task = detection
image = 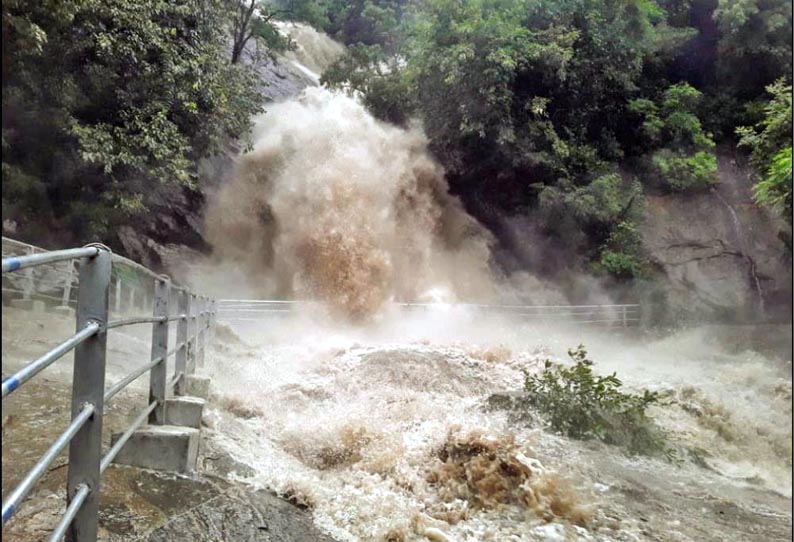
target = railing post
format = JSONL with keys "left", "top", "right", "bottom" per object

{"left": 174, "top": 289, "right": 189, "bottom": 396}
{"left": 148, "top": 277, "right": 170, "bottom": 425}
{"left": 208, "top": 299, "right": 215, "bottom": 345}
{"left": 128, "top": 287, "right": 135, "bottom": 315}
{"left": 622, "top": 305, "right": 627, "bottom": 328}
{"left": 187, "top": 293, "right": 197, "bottom": 375}
{"left": 66, "top": 246, "right": 111, "bottom": 542}
{"left": 23, "top": 246, "right": 34, "bottom": 300}
{"left": 197, "top": 297, "right": 206, "bottom": 368}
{"left": 114, "top": 277, "right": 122, "bottom": 314}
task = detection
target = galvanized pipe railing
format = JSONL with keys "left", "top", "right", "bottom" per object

{"left": 1, "top": 403, "right": 95, "bottom": 523}
{"left": 217, "top": 299, "right": 642, "bottom": 327}
{"left": 2, "top": 322, "right": 100, "bottom": 398}
{"left": 1, "top": 242, "right": 217, "bottom": 542}
{"left": 1, "top": 246, "right": 100, "bottom": 273}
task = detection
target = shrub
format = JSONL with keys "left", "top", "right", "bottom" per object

{"left": 738, "top": 79, "right": 793, "bottom": 227}
{"left": 595, "top": 220, "right": 647, "bottom": 279}
{"left": 598, "top": 250, "right": 643, "bottom": 279}
{"left": 631, "top": 83, "right": 719, "bottom": 192}
{"left": 652, "top": 149, "right": 718, "bottom": 191}
{"left": 523, "top": 345, "right": 674, "bottom": 459}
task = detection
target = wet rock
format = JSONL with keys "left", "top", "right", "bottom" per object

{"left": 640, "top": 150, "right": 791, "bottom": 323}
{"left": 145, "top": 487, "right": 335, "bottom": 542}
{"left": 485, "top": 391, "right": 530, "bottom": 411}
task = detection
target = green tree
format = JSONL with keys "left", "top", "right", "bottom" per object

{"left": 228, "top": 0, "right": 292, "bottom": 64}
{"left": 713, "top": 0, "right": 792, "bottom": 97}
{"left": 2, "top": 0, "right": 263, "bottom": 244}
{"left": 737, "top": 78, "right": 793, "bottom": 226}
{"left": 630, "top": 83, "right": 718, "bottom": 191}
{"left": 324, "top": 0, "right": 671, "bottom": 279}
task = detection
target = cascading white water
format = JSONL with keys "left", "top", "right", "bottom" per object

{"left": 274, "top": 21, "right": 346, "bottom": 82}
{"left": 193, "top": 23, "right": 792, "bottom": 542}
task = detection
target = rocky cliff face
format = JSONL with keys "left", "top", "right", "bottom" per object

{"left": 640, "top": 150, "right": 791, "bottom": 324}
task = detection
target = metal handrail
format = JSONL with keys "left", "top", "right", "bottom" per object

{"left": 106, "top": 314, "right": 186, "bottom": 329}
{"left": 216, "top": 298, "right": 641, "bottom": 309}
{"left": 167, "top": 371, "right": 184, "bottom": 391}
{"left": 103, "top": 339, "right": 186, "bottom": 407}
{"left": 2, "top": 322, "right": 101, "bottom": 398}
{"left": 217, "top": 299, "right": 642, "bottom": 328}
{"left": 48, "top": 484, "right": 90, "bottom": 542}
{"left": 1, "top": 403, "right": 95, "bottom": 524}
{"left": 99, "top": 402, "right": 158, "bottom": 474}
{"left": 103, "top": 357, "right": 164, "bottom": 403}
{"left": 2, "top": 246, "right": 99, "bottom": 273}
{"left": 107, "top": 316, "right": 165, "bottom": 329}
{"left": 168, "top": 341, "right": 186, "bottom": 358}
{"left": 1, "top": 239, "right": 218, "bottom": 541}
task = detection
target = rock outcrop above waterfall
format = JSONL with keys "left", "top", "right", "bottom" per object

{"left": 640, "top": 150, "right": 791, "bottom": 323}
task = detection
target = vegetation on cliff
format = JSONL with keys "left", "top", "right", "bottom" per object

{"left": 288, "top": 0, "right": 792, "bottom": 275}
{"left": 738, "top": 78, "right": 793, "bottom": 241}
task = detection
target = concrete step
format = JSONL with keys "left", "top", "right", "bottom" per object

{"left": 110, "top": 425, "right": 199, "bottom": 473}
{"left": 165, "top": 396, "right": 205, "bottom": 429}
{"left": 184, "top": 375, "right": 211, "bottom": 400}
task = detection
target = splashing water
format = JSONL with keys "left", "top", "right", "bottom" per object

{"left": 203, "top": 314, "right": 791, "bottom": 542}
{"left": 204, "top": 87, "right": 500, "bottom": 320}
{"left": 275, "top": 21, "right": 345, "bottom": 81}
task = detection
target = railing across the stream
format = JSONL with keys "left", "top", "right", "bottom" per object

{"left": 216, "top": 299, "right": 642, "bottom": 327}
{"left": 1, "top": 242, "right": 217, "bottom": 542}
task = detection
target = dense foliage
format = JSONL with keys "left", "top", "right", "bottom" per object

{"left": 302, "top": 0, "right": 791, "bottom": 277}
{"left": 630, "top": 83, "right": 718, "bottom": 192}
{"left": 737, "top": 79, "right": 793, "bottom": 233}
{"left": 523, "top": 345, "right": 673, "bottom": 458}
{"left": 2, "top": 0, "right": 790, "bottom": 278}
{"left": 2, "top": 0, "right": 267, "bottom": 246}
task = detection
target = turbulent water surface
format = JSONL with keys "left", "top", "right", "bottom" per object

{"left": 201, "top": 313, "right": 791, "bottom": 542}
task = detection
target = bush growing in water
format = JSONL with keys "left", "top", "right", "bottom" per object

{"left": 523, "top": 345, "right": 674, "bottom": 459}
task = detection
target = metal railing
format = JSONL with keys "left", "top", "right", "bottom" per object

{"left": 1, "top": 243, "right": 217, "bottom": 542}
{"left": 2, "top": 236, "right": 158, "bottom": 315}
{"left": 216, "top": 299, "right": 642, "bottom": 327}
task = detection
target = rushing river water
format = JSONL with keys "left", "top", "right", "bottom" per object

{"left": 190, "top": 22, "right": 792, "bottom": 542}
{"left": 195, "top": 309, "right": 792, "bottom": 542}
